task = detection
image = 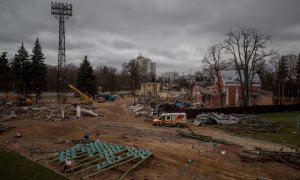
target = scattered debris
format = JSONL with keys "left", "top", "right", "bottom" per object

{"left": 129, "top": 104, "right": 154, "bottom": 118}
{"left": 193, "top": 113, "right": 211, "bottom": 126}
{"left": 14, "top": 133, "right": 22, "bottom": 138}
{"left": 221, "top": 150, "right": 226, "bottom": 155}
{"left": 187, "top": 159, "right": 193, "bottom": 163}
{"left": 193, "top": 112, "right": 284, "bottom": 133}
{"left": 1, "top": 112, "right": 18, "bottom": 122}
{"left": 81, "top": 109, "right": 99, "bottom": 117}
{"left": 0, "top": 123, "right": 15, "bottom": 133}
{"left": 193, "top": 112, "right": 239, "bottom": 126}
{"left": 0, "top": 103, "right": 103, "bottom": 122}
{"left": 130, "top": 104, "right": 144, "bottom": 112}
{"left": 177, "top": 130, "right": 229, "bottom": 144}
{"left": 39, "top": 140, "right": 153, "bottom": 179}
{"left": 239, "top": 148, "right": 300, "bottom": 170}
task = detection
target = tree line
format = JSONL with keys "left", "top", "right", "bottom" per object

{"left": 0, "top": 40, "right": 143, "bottom": 99}
{"left": 2, "top": 27, "right": 300, "bottom": 105}
{"left": 46, "top": 57, "right": 142, "bottom": 96}
{"left": 0, "top": 39, "right": 47, "bottom": 103}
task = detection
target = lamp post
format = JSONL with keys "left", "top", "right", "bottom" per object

{"left": 51, "top": 2, "right": 72, "bottom": 103}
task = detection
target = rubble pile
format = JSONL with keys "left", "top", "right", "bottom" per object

{"left": 0, "top": 104, "right": 103, "bottom": 122}
{"left": 193, "top": 112, "right": 284, "bottom": 133}
{"left": 193, "top": 112, "right": 240, "bottom": 126}
{"left": 0, "top": 123, "right": 15, "bottom": 133}
{"left": 129, "top": 104, "right": 153, "bottom": 118}
{"left": 239, "top": 147, "right": 300, "bottom": 170}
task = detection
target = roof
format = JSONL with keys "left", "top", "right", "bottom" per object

{"left": 141, "top": 82, "right": 161, "bottom": 85}
{"left": 221, "top": 70, "right": 261, "bottom": 84}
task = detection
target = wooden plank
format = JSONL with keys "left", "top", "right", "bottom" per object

{"left": 82, "top": 157, "right": 138, "bottom": 179}
{"left": 117, "top": 156, "right": 152, "bottom": 180}
{"left": 67, "top": 153, "right": 130, "bottom": 177}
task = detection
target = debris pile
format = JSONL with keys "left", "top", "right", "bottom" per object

{"left": 39, "top": 140, "right": 153, "bottom": 179}
{"left": 239, "top": 147, "right": 300, "bottom": 170}
{"left": 193, "top": 112, "right": 284, "bottom": 133}
{"left": 0, "top": 123, "right": 15, "bottom": 133}
{"left": 129, "top": 104, "right": 153, "bottom": 118}
{"left": 193, "top": 112, "right": 240, "bottom": 126}
{"left": 0, "top": 104, "right": 103, "bottom": 122}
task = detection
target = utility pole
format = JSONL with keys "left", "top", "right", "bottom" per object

{"left": 51, "top": 2, "right": 72, "bottom": 103}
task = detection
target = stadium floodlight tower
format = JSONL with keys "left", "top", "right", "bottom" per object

{"left": 51, "top": 2, "right": 72, "bottom": 103}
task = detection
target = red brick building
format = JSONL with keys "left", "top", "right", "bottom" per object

{"left": 192, "top": 70, "right": 273, "bottom": 107}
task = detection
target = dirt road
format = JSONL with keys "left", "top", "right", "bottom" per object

{"left": 0, "top": 98, "right": 299, "bottom": 179}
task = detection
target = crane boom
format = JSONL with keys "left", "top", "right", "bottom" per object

{"left": 68, "top": 84, "right": 93, "bottom": 104}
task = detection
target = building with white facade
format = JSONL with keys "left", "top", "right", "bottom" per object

{"left": 161, "top": 72, "right": 179, "bottom": 82}
{"left": 133, "top": 55, "right": 156, "bottom": 81}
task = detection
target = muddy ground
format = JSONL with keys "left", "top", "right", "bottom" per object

{"left": 0, "top": 98, "right": 299, "bottom": 179}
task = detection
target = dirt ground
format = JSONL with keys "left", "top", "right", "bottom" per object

{"left": 0, "top": 97, "right": 299, "bottom": 179}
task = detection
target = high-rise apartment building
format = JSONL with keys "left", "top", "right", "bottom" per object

{"left": 133, "top": 55, "right": 156, "bottom": 81}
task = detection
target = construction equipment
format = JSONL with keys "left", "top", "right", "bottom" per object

{"left": 68, "top": 84, "right": 93, "bottom": 105}
{"left": 0, "top": 93, "right": 32, "bottom": 106}
{"left": 97, "top": 97, "right": 105, "bottom": 103}
{"left": 175, "top": 100, "right": 191, "bottom": 108}
{"left": 95, "top": 94, "right": 116, "bottom": 103}
{"left": 103, "top": 94, "right": 116, "bottom": 101}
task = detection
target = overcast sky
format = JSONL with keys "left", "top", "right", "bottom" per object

{"left": 1, "top": 0, "right": 300, "bottom": 75}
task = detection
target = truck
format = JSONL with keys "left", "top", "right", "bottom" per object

{"left": 152, "top": 113, "right": 187, "bottom": 127}
{"left": 0, "top": 93, "right": 32, "bottom": 106}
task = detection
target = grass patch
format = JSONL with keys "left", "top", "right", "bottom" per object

{"left": 218, "top": 111, "right": 300, "bottom": 146}
{"left": 247, "top": 111, "right": 300, "bottom": 146}
{"left": 0, "top": 149, "right": 66, "bottom": 180}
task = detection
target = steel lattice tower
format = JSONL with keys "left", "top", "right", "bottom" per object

{"left": 51, "top": 2, "right": 72, "bottom": 102}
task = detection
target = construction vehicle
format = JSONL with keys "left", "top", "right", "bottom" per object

{"left": 175, "top": 100, "right": 191, "bottom": 108}
{"left": 152, "top": 113, "right": 187, "bottom": 127}
{"left": 0, "top": 93, "right": 32, "bottom": 106}
{"left": 103, "top": 94, "right": 116, "bottom": 101}
{"left": 68, "top": 84, "right": 93, "bottom": 105}
{"left": 94, "top": 94, "right": 116, "bottom": 103}
{"left": 97, "top": 97, "right": 105, "bottom": 103}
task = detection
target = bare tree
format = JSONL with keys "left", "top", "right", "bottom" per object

{"left": 223, "top": 27, "right": 272, "bottom": 106}
{"left": 268, "top": 52, "right": 280, "bottom": 73}
{"left": 202, "top": 44, "right": 227, "bottom": 107}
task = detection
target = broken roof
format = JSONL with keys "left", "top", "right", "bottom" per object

{"left": 221, "top": 70, "right": 261, "bottom": 84}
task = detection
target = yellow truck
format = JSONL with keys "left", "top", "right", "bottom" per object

{"left": 152, "top": 113, "right": 186, "bottom": 127}
{"left": 1, "top": 93, "right": 32, "bottom": 106}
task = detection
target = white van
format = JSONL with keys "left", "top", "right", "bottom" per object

{"left": 152, "top": 113, "right": 186, "bottom": 127}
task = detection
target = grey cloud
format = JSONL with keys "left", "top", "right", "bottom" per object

{"left": 1, "top": 0, "right": 300, "bottom": 75}
{"left": 112, "top": 40, "right": 136, "bottom": 50}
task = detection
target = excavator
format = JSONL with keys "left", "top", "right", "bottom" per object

{"left": 68, "top": 84, "right": 93, "bottom": 105}
{"left": 0, "top": 93, "right": 32, "bottom": 106}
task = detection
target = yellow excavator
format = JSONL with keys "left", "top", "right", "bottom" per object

{"left": 0, "top": 93, "right": 32, "bottom": 106}
{"left": 68, "top": 84, "right": 93, "bottom": 105}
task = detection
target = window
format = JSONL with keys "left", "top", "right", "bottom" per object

{"left": 166, "top": 115, "right": 171, "bottom": 120}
